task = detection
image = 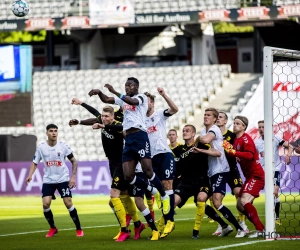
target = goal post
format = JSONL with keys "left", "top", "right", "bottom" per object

{"left": 263, "top": 46, "right": 300, "bottom": 240}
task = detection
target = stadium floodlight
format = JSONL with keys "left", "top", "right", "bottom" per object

{"left": 264, "top": 46, "right": 300, "bottom": 240}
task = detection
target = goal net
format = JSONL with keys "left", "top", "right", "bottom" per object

{"left": 264, "top": 47, "right": 300, "bottom": 240}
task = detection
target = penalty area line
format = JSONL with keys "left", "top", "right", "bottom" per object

{"left": 201, "top": 240, "right": 269, "bottom": 250}
{"left": 0, "top": 217, "right": 194, "bottom": 237}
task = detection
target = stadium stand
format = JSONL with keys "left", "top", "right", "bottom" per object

{"left": 0, "top": 64, "right": 232, "bottom": 160}
{"left": 2, "top": 0, "right": 300, "bottom": 20}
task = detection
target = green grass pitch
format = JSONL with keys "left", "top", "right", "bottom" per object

{"left": 1, "top": 194, "right": 299, "bottom": 250}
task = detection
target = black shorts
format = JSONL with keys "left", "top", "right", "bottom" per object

{"left": 109, "top": 160, "right": 128, "bottom": 191}
{"left": 174, "top": 178, "right": 211, "bottom": 208}
{"left": 173, "top": 176, "right": 181, "bottom": 191}
{"left": 274, "top": 171, "right": 281, "bottom": 187}
{"left": 128, "top": 172, "right": 146, "bottom": 198}
{"left": 42, "top": 181, "right": 72, "bottom": 198}
{"left": 227, "top": 167, "right": 243, "bottom": 195}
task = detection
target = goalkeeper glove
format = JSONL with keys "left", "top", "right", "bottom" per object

{"left": 222, "top": 140, "right": 236, "bottom": 156}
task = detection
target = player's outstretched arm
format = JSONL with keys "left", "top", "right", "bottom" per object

{"left": 25, "top": 162, "right": 37, "bottom": 186}
{"left": 88, "top": 89, "right": 115, "bottom": 104}
{"left": 191, "top": 147, "right": 221, "bottom": 157}
{"left": 69, "top": 118, "right": 99, "bottom": 127}
{"left": 92, "top": 123, "right": 105, "bottom": 129}
{"left": 157, "top": 87, "right": 178, "bottom": 115}
{"left": 69, "top": 157, "right": 78, "bottom": 189}
{"left": 199, "top": 132, "right": 215, "bottom": 144}
{"left": 104, "top": 84, "right": 140, "bottom": 105}
{"left": 72, "top": 97, "right": 102, "bottom": 118}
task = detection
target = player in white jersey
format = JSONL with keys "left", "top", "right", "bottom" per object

{"left": 255, "top": 120, "right": 292, "bottom": 225}
{"left": 144, "top": 88, "right": 178, "bottom": 238}
{"left": 88, "top": 77, "right": 169, "bottom": 239}
{"left": 199, "top": 108, "right": 245, "bottom": 237}
{"left": 25, "top": 124, "right": 84, "bottom": 238}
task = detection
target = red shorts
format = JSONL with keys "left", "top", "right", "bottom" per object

{"left": 238, "top": 176, "right": 265, "bottom": 198}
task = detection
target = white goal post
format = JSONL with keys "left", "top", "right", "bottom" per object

{"left": 263, "top": 46, "right": 300, "bottom": 240}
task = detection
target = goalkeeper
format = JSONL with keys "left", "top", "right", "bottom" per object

{"left": 223, "top": 116, "right": 265, "bottom": 238}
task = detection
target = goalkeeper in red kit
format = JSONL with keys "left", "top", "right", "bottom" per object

{"left": 223, "top": 115, "right": 265, "bottom": 238}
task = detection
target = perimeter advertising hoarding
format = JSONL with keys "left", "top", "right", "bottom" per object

{"left": 1, "top": 5, "right": 300, "bottom": 31}
{"left": 0, "top": 161, "right": 111, "bottom": 195}
{"left": 0, "top": 160, "right": 298, "bottom": 196}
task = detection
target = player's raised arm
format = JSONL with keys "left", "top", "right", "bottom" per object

{"left": 25, "top": 162, "right": 37, "bottom": 185}
{"left": 157, "top": 87, "right": 178, "bottom": 115}
{"left": 104, "top": 83, "right": 140, "bottom": 106}
{"left": 88, "top": 88, "right": 115, "bottom": 104}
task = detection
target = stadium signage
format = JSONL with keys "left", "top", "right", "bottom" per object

{"left": 0, "top": 161, "right": 111, "bottom": 195}
{"left": 237, "top": 7, "right": 270, "bottom": 20}
{"left": 277, "top": 5, "right": 300, "bottom": 18}
{"left": 0, "top": 159, "right": 298, "bottom": 195}
{"left": 198, "top": 9, "right": 231, "bottom": 22}
{"left": 136, "top": 13, "right": 192, "bottom": 25}
{"left": 2, "top": 5, "right": 300, "bottom": 31}
{"left": 61, "top": 16, "right": 91, "bottom": 29}
{"left": 25, "top": 18, "right": 55, "bottom": 31}
{"left": 0, "top": 21, "right": 18, "bottom": 30}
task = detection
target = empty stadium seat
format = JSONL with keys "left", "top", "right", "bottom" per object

{"left": 4, "top": 63, "right": 232, "bottom": 160}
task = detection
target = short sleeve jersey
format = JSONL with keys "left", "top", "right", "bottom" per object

{"left": 33, "top": 141, "right": 72, "bottom": 184}
{"left": 200, "top": 125, "right": 229, "bottom": 177}
{"left": 172, "top": 142, "right": 209, "bottom": 181}
{"left": 145, "top": 109, "right": 172, "bottom": 157}
{"left": 114, "top": 94, "right": 147, "bottom": 132}
{"left": 233, "top": 133, "right": 264, "bottom": 179}
{"left": 255, "top": 135, "right": 284, "bottom": 171}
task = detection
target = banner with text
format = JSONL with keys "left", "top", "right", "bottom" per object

{"left": 0, "top": 161, "right": 111, "bottom": 195}
{"left": 0, "top": 160, "right": 299, "bottom": 195}
{"left": 2, "top": 5, "right": 300, "bottom": 31}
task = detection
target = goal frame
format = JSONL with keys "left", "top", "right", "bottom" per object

{"left": 263, "top": 46, "right": 300, "bottom": 240}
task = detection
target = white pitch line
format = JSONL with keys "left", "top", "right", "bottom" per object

{"left": 201, "top": 240, "right": 269, "bottom": 250}
{"left": 0, "top": 217, "right": 195, "bottom": 237}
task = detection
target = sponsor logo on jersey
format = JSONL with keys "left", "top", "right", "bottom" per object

{"left": 147, "top": 126, "right": 157, "bottom": 134}
{"left": 46, "top": 161, "right": 62, "bottom": 166}
{"left": 180, "top": 147, "right": 194, "bottom": 158}
{"left": 102, "top": 130, "right": 114, "bottom": 139}
{"left": 123, "top": 104, "right": 136, "bottom": 111}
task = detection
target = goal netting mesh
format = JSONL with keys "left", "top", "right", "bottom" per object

{"left": 264, "top": 47, "right": 300, "bottom": 240}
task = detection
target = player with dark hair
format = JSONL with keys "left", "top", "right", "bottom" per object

{"left": 88, "top": 78, "right": 167, "bottom": 240}
{"left": 215, "top": 111, "right": 249, "bottom": 235}
{"left": 69, "top": 98, "right": 158, "bottom": 241}
{"left": 223, "top": 115, "right": 265, "bottom": 238}
{"left": 25, "top": 124, "right": 84, "bottom": 238}
{"left": 144, "top": 88, "right": 178, "bottom": 238}
{"left": 172, "top": 124, "right": 233, "bottom": 239}
{"left": 255, "top": 120, "right": 292, "bottom": 226}
{"left": 199, "top": 108, "right": 245, "bottom": 237}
